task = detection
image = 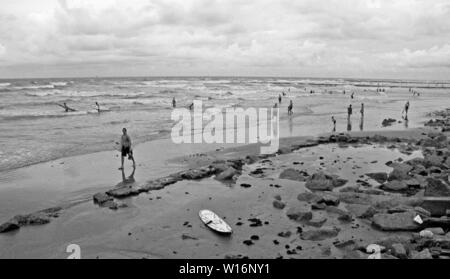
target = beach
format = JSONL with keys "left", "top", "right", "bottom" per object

{"left": 0, "top": 78, "right": 450, "bottom": 259}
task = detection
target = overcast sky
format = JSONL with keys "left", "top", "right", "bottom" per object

{"left": 0, "top": 0, "right": 449, "bottom": 79}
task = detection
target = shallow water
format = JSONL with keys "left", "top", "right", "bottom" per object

{"left": 0, "top": 77, "right": 449, "bottom": 171}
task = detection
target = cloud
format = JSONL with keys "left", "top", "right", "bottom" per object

{"left": 0, "top": 0, "right": 450, "bottom": 78}
{"left": 382, "top": 45, "right": 450, "bottom": 68}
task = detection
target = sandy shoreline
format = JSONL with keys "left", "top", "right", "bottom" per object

{"left": 1, "top": 107, "right": 450, "bottom": 258}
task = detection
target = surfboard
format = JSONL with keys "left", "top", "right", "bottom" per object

{"left": 199, "top": 209, "right": 232, "bottom": 235}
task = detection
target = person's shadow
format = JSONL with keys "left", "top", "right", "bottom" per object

{"left": 359, "top": 115, "right": 364, "bottom": 131}
{"left": 115, "top": 167, "right": 136, "bottom": 188}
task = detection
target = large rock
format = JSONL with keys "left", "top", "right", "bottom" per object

{"left": 372, "top": 211, "right": 421, "bottom": 231}
{"left": 0, "top": 221, "right": 20, "bottom": 233}
{"left": 305, "top": 172, "right": 347, "bottom": 191}
{"left": 286, "top": 203, "right": 313, "bottom": 222}
{"left": 93, "top": 192, "right": 113, "bottom": 204}
{"left": 297, "top": 192, "right": 322, "bottom": 203}
{"left": 279, "top": 169, "right": 309, "bottom": 182}
{"left": 382, "top": 180, "right": 408, "bottom": 192}
{"left": 300, "top": 226, "right": 340, "bottom": 241}
{"left": 424, "top": 178, "right": 450, "bottom": 197}
{"left": 388, "top": 163, "right": 413, "bottom": 181}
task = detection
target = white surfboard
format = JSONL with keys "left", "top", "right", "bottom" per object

{"left": 199, "top": 209, "right": 233, "bottom": 234}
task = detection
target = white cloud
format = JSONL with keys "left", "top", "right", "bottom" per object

{"left": 0, "top": 0, "right": 450, "bottom": 79}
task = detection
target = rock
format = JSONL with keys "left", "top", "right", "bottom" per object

{"left": 325, "top": 206, "right": 353, "bottom": 222}
{"left": 305, "top": 172, "right": 347, "bottom": 191}
{"left": 382, "top": 118, "right": 396, "bottom": 127}
{"left": 0, "top": 221, "right": 20, "bottom": 233}
{"left": 337, "top": 192, "right": 373, "bottom": 205}
{"left": 366, "top": 172, "right": 388, "bottom": 184}
{"left": 93, "top": 192, "right": 113, "bottom": 204}
{"left": 388, "top": 163, "right": 413, "bottom": 181}
{"left": 277, "top": 147, "right": 292, "bottom": 155}
{"left": 297, "top": 192, "right": 321, "bottom": 203}
{"left": 382, "top": 180, "right": 408, "bottom": 192}
{"left": 411, "top": 249, "right": 433, "bottom": 259}
{"left": 424, "top": 178, "right": 450, "bottom": 197}
{"left": 391, "top": 243, "right": 407, "bottom": 259}
{"left": 346, "top": 204, "right": 377, "bottom": 219}
{"left": 286, "top": 203, "right": 313, "bottom": 222}
{"left": 273, "top": 200, "right": 286, "bottom": 210}
{"left": 216, "top": 167, "right": 238, "bottom": 181}
{"left": 372, "top": 211, "right": 421, "bottom": 231}
{"left": 180, "top": 168, "right": 212, "bottom": 180}
{"left": 333, "top": 239, "right": 356, "bottom": 249}
{"left": 106, "top": 186, "right": 140, "bottom": 198}
{"left": 405, "top": 178, "right": 421, "bottom": 188}
{"left": 278, "top": 231, "right": 292, "bottom": 238}
{"left": 300, "top": 226, "right": 340, "bottom": 241}
{"left": 279, "top": 168, "right": 308, "bottom": 182}
{"left": 426, "top": 227, "right": 445, "bottom": 235}
{"left": 181, "top": 234, "right": 198, "bottom": 240}
{"left": 305, "top": 212, "right": 327, "bottom": 228}
{"left": 320, "top": 194, "right": 340, "bottom": 206}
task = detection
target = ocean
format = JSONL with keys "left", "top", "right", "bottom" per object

{"left": 0, "top": 76, "right": 449, "bottom": 172}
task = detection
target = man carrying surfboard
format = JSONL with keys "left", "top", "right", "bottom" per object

{"left": 119, "top": 128, "right": 136, "bottom": 170}
{"left": 57, "top": 102, "right": 76, "bottom": 112}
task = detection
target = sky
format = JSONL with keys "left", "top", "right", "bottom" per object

{"left": 0, "top": 0, "right": 449, "bottom": 79}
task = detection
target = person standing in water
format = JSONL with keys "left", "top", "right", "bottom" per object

{"left": 403, "top": 101, "right": 410, "bottom": 120}
{"left": 278, "top": 94, "right": 282, "bottom": 104}
{"left": 95, "top": 102, "right": 101, "bottom": 113}
{"left": 347, "top": 104, "right": 353, "bottom": 121}
{"left": 172, "top": 97, "right": 176, "bottom": 108}
{"left": 119, "top": 128, "right": 136, "bottom": 170}
{"left": 360, "top": 103, "right": 365, "bottom": 131}
{"left": 331, "top": 116, "right": 336, "bottom": 132}
{"left": 287, "top": 100, "right": 293, "bottom": 115}
{"left": 360, "top": 103, "right": 364, "bottom": 117}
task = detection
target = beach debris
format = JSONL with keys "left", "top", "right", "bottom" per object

{"left": 414, "top": 215, "right": 424, "bottom": 224}
{"left": 366, "top": 244, "right": 384, "bottom": 259}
